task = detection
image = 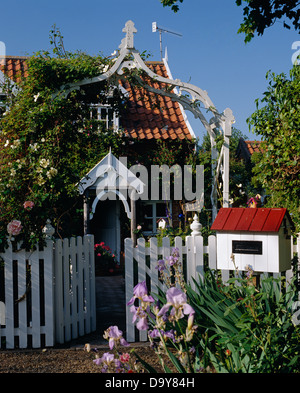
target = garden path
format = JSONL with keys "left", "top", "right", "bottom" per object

{"left": 56, "top": 275, "right": 126, "bottom": 348}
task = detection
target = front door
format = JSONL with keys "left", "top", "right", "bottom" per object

{"left": 91, "top": 199, "right": 121, "bottom": 262}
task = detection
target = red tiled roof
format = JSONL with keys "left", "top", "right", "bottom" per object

{"left": 1, "top": 57, "right": 193, "bottom": 141}
{"left": 0, "top": 56, "right": 29, "bottom": 83}
{"left": 211, "top": 207, "right": 292, "bottom": 232}
{"left": 119, "top": 61, "right": 193, "bottom": 140}
{"left": 236, "top": 138, "right": 264, "bottom": 162}
{"left": 244, "top": 140, "right": 264, "bottom": 155}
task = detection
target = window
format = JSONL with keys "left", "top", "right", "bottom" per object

{"left": 141, "top": 201, "right": 172, "bottom": 234}
{"left": 90, "top": 104, "right": 119, "bottom": 131}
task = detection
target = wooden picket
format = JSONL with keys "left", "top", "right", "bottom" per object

{"left": 0, "top": 234, "right": 96, "bottom": 349}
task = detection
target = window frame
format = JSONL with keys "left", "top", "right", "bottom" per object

{"left": 140, "top": 200, "right": 172, "bottom": 235}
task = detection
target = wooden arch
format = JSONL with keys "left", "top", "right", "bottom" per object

{"left": 63, "top": 20, "right": 235, "bottom": 220}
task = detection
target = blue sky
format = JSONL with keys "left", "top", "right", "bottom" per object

{"left": 1, "top": 0, "right": 299, "bottom": 141}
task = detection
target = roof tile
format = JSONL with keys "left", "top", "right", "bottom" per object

{"left": 0, "top": 56, "right": 29, "bottom": 83}
{"left": 211, "top": 208, "right": 291, "bottom": 232}
{"left": 119, "top": 61, "right": 193, "bottom": 140}
{"left": 1, "top": 57, "right": 194, "bottom": 141}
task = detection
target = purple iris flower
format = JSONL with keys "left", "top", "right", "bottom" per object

{"left": 136, "top": 316, "right": 149, "bottom": 331}
{"left": 156, "top": 259, "right": 166, "bottom": 271}
{"left": 127, "top": 281, "right": 154, "bottom": 306}
{"left": 93, "top": 352, "right": 115, "bottom": 366}
{"left": 158, "top": 287, "right": 194, "bottom": 319}
{"left": 106, "top": 325, "right": 130, "bottom": 350}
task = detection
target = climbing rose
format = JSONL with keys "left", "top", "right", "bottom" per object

{"left": 23, "top": 201, "right": 34, "bottom": 210}
{"left": 7, "top": 220, "right": 23, "bottom": 236}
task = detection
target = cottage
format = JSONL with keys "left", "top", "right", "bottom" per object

{"left": 1, "top": 21, "right": 235, "bottom": 262}
{"left": 211, "top": 207, "right": 294, "bottom": 273}
{"left": 0, "top": 56, "right": 198, "bottom": 257}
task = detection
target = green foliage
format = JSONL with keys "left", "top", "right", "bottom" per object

{"left": 160, "top": 0, "right": 183, "bottom": 13}
{"left": 187, "top": 270, "right": 300, "bottom": 373}
{"left": 0, "top": 41, "right": 129, "bottom": 250}
{"left": 236, "top": 0, "right": 300, "bottom": 42}
{"left": 159, "top": 0, "right": 300, "bottom": 42}
{"left": 248, "top": 65, "right": 300, "bottom": 232}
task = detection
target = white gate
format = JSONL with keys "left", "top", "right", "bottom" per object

{"left": 0, "top": 235, "right": 96, "bottom": 349}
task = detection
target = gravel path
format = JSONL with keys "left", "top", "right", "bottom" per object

{"left": 0, "top": 343, "right": 161, "bottom": 373}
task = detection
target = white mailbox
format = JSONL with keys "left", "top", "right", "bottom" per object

{"left": 211, "top": 208, "right": 294, "bottom": 273}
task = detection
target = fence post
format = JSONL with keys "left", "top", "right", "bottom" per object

{"left": 188, "top": 214, "right": 203, "bottom": 288}
{"left": 125, "top": 237, "right": 135, "bottom": 342}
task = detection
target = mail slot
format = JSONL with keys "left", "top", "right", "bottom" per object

{"left": 232, "top": 240, "right": 262, "bottom": 255}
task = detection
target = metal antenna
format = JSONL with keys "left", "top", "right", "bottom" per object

{"left": 152, "top": 22, "right": 182, "bottom": 60}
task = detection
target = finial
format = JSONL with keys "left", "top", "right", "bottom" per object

{"left": 42, "top": 219, "right": 55, "bottom": 240}
{"left": 121, "top": 20, "right": 137, "bottom": 49}
{"left": 190, "top": 214, "right": 202, "bottom": 236}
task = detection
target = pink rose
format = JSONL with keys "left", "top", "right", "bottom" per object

{"left": 7, "top": 220, "right": 23, "bottom": 236}
{"left": 23, "top": 201, "right": 34, "bottom": 210}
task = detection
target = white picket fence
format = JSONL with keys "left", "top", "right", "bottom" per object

{"left": 124, "top": 234, "right": 300, "bottom": 342}
{"left": 0, "top": 235, "right": 96, "bottom": 349}
{"left": 124, "top": 235, "right": 218, "bottom": 342}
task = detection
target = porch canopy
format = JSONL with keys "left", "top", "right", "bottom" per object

{"left": 78, "top": 149, "right": 144, "bottom": 235}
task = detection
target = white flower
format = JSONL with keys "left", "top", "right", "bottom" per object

{"left": 4, "top": 140, "right": 9, "bottom": 147}
{"left": 10, "top": 139, "right": 20, "bottom": 149}
{"left": 39, "top": 158, "right": 50, "bottom": 168}
{"left": 29, "top": 143, "right": 38, "bottom": 151}
{"left": 10, "top": 168, "right": 16, "bottom": 176}
{"left": 229, "top": 198, "right": 234, "bottom": 204}
{"left": 34, "top": 92, "right": 40, "bottom": 102}
{"left": 37, "top": 174, "right": 46, "bottom": 186}
{"left": 46, "top": 167, "right": 58, "bottom": 179}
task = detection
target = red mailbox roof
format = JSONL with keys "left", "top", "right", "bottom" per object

{"left": 211, "top": 208, "right": 293, "bottom": 232}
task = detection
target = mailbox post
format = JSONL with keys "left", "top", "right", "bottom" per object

{"left": 211, "top": 208, "right": 294, "bottom": 273}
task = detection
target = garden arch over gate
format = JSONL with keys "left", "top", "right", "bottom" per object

{"left": 62, "top": 20, "right": 235, "bottom": 221}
